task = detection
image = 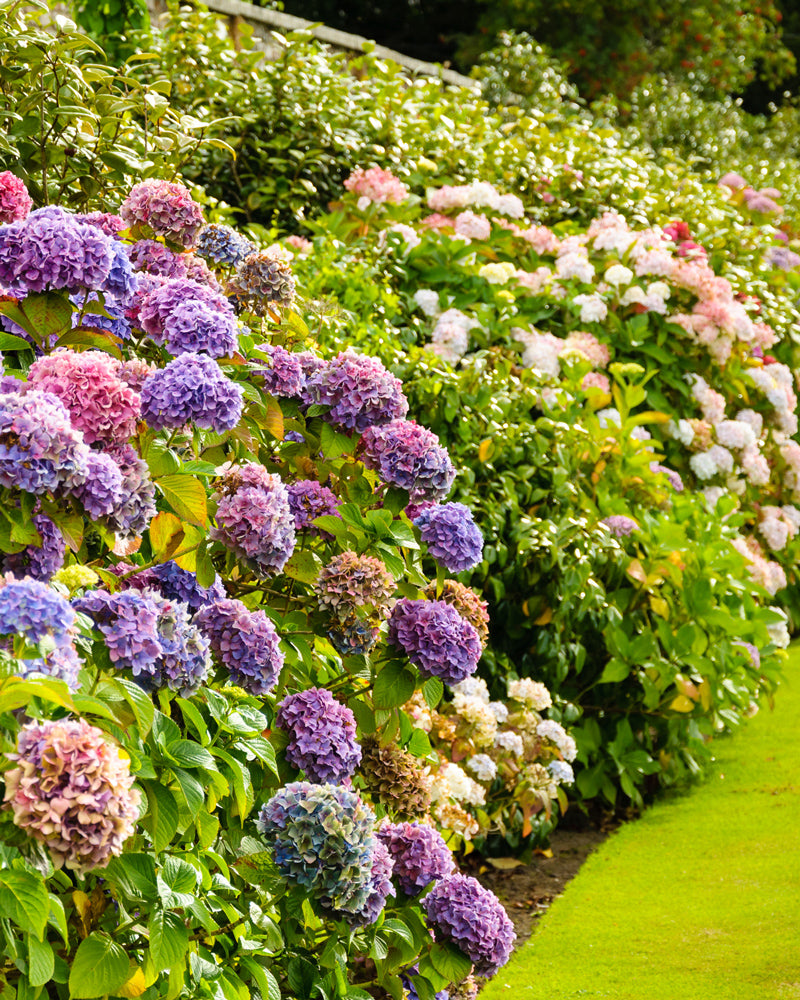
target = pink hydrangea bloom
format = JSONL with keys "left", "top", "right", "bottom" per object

{"left": 344, "top": 167, "right": 408, "bottom": 205}
{"left": 454, "top": 211, "right": 491, "bottom": 241}
{"left": 120, "top": 179, "right": 204, "bottom": 247}
{"left": 0, "top": 172, "right": 32, "bottom": 224}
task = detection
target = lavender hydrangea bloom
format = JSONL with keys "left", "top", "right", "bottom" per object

{"left": 104, "top": 443, "right": 156, "bottom": 539}
{"left": 151, "top": 561, "right": 226, "bottom": 611}
{"left": 257, "top": 782, "right": 377, "bottom": 914}
{"left": 414, "top": 503, "right": 484, "bottom": 573}
{"left": 650, "top": 462, "right": 684, "bottom": 491}
{"left": 0, "top": 576, "right": 81, "bottom": 687}
{"left": 340, "top": 838, "right": 395, "bottom": 927}
{"left": 103, "top": 239, "right": 139, "bottom": 302}
{"left": 194, "top": 598, "right": 283, "bottom": 695}
{"left": 423, "top": 874, "right": 516, "bottom": 976}
{"left": 120, "top": 179, "right": 203, "bottom": 248}
{"left": 0, "top": 207, "right": 114, "bottom": 294}
{"left": 4, "top": 718, "right": 140, "bottom": 874}
{"left": 71, "top": 450, "right": 124, "bottom": 519}
{"left": 277, "top": 688, "right": 362, "bottom": 784}
{"left": 196, "top": 223, "right": 255, "bottom": 265}
{"left": 361, "top": 419, "right": 456, "bottom": 502}
{"left": 140, "top": 353, "right": 243, "bottom": 433}
{"left": 127, "top": 239, "right": 188, "bottom": 279}
{"left": 601, "top": 515, "right": 638, "bottom": 538}
{"left": 256, "top": 344, "right": 305, "bottom": 397}
{"left": 388, "top": 598, "right": 481, "bottom": 685}
{"left": 1, "top": 512, "right": 65, "bottom": 582}
{"left": 138, "top": 278, "right": 234, "bottom": 339}
{"left": 212, "top": 479, "right": 296, "bottom": 576}
{"left": 161, "top": 299, "right": 239, "bottom": 358}
{"left": 305, "top": 351, "right": 409, "bottom": 433}
{"left": 149, "top": 598, "right": 211, "bottom": 696}
{"left": 0, "top": 389, "right": 89, "bottom": 495}
{"left": 286, "top": 480, "right": 341, "bottom": 535}
{"left": 377, "top": 821, "right": 455, "bottom": 895}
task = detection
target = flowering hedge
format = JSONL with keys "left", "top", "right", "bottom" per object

{"left": 0, "top": 173, "right": 589, "bottom": 998}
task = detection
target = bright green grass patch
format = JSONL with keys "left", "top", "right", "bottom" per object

{"left": 483, "top": 648, "right": 800, "bottom": 1000}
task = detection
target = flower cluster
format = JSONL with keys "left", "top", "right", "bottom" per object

{"left": 286, "top": 480, "right": 341, "bottom": 535}
{"left": 194, "top": 598, "right": 283, "bottom": 695}
{"left": 414, "top": 503, "right": 484, "bottom": 573}
{"left": 602, "top": 515, "right": 638, "bottom": 538}
{"left": 3, "top": 718, "right": 140, "bottom": 874}
{"left": 0, "top": 511, "right": 65, "bottom": 582}
{"left": 276, "top": 687, "right": 361, "bottom": 784}
{"left": 141, "top": 352, "right": 243, "bottom": 433}
{"left": 0, "top": 171, "right": 32, "bottom": 224}
{"left": 361, "top": 419, "right": 456, "bottom": 502}
{"left": 377, "top": 821, "right": 454, "bottom": 895}
{"left": 358, "top": 736, "right": 432, "bottom": 819}
{"left": 0, "top": 575, "right": 81, "bottom": 687}
{"left": 423, "top": 580, "right": 490, "bottom": 646}
{"left": 160, "top": 299, "right": 240, "bottom": 358}
{"left": 305, "top": 351, "right": 409, "bottom": 433}
{"left": 388, "top": 598, "right": 481, "bottom": 685}
{"left": 104, "top": 443, "right": 156, "bottom": 539}
{"left": 344, "top": 167, "right": 409, "bottom": 206}
{"left": 211, "top": 470, "right": 296, "bottom": 576}
{"left": 196, "top": 223, "right": 255, "bottom": 266}
{"left": 316, "top": 551, "right": 395, "bottom": 613}
{"left": 138, "top": 277, "right": 233, "bottom": 340}
{"left": 120, "top": 179, "right": 203, "bottom": 247}
{"left": 150, "top": 560, "right": 226, "bottom": 611}
{"left": 230, "top": 252, "right": 295, "bottom": 312}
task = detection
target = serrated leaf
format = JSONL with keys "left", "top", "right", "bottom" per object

{"left": 68, "top": 932, "right": 129, "bottom": 998}
{"left": 117, "top": 967, "right": 147, "bottom": 998}
{"left": 26, "top": 934, "right": 54, "bottom": 987}
{"left": 428, "top": 942, "right": 472, "bottom": 984}
{"left": 166, "top": 739, "right": 216, "bottom": 770}
{"left": 0, "top": 870, "right": 50, "bottom": 940}
{"left": 105, "top": 854, "right": 158, "bottom": 901}
{"left": 148, "top": 910, "right": 189, "bottom": 971}
{"left": 55, "top": 326, "right": 123, "bottom": 357}
{"left": 156, "top": 475, "right": 208, "bottom": 527}
{"left": 149, "top": 512, "right": 185, "bottom": 560}
{"left": 422, "top": 677, "right": 443, "bottom": 710}
{"left": 142, "top": 781, "right": 179, "bottom": 853}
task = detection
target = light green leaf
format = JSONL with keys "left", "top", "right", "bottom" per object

{"left": 68, "top": 932, "right": 129, "bottom": 998}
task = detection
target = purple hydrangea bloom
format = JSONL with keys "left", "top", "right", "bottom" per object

{"left": 103, "top": 239, "right": 139, "bottom": 303}
{"left": 141, "top": 352, "right": 243, "bottom": 433}
{"left": 361, "top": 419, "right": 456, "bottom": 502}
{"left": 150, "top": 560, "right": 226, "bottom": 611}
{"left": 71, "top": 450, "right": 125, "bottom": 520}
{"left": 276, "top": 688, "right": 362, "bottom": 784}
{"left": 1, "top": 512, "right": 65, "bottom": 582}
{"left": 601, "top": 515, "right": 638, "bottom": 538}
{"left": 422, "top": 874, "right": 516, "bottom": 976}
{"left": 736, "top": 641, "right": 760, "bottom": 669}
{"left": 194, "top": 597, "right": 283, "bottom": 695}
{"left": 183, "top": 253, "right": 223, "bottom": 292}
{"left": 0, "top": 172, "right": 32, "bottom": 224}
{"left": 127, "top": 239, "right": 188, "bottom": 279}
{"left": 0, "top": 576, "right": 81, "bottom": 687}
{"left": 161, "top": 299, "right": 239, "bottom": 358}
{"left": 0, "top": 389, "right": 90, "bottom": 495}
{"left": 196, "top": 223, "right": 255, "bottom": 265}
{"left": 305, "top": 351, "right": 409, "bottom": 433}
{"left": 138, "top": 277, "right": 234, "bottom": 339}
{"left": 120, "top": 179, "right": 203, "bottom": 248}
{"left": 212, "top": 478, "right": 296, "bottom": 576}
{"left": 767, "top": 246, "right": 800, "bottom": 271}
{"left": 341, "top": 838, "right": 395, "bottom": 928}
{"left": 104, "top": 443, "right": 156, "bottom": 539}
{"left": 286, "top": 480, "right": 341, "bottom": 534}
{"left": 378, "top": 821, "right": 455, "bottom": 895}
{"left": 414, "top": 503, "right": 483, "bottom": 573}
{"left": 650, "top": 462, "right": 684, "bottom": 491}
{"left": 256, "top": 782, "right": 376, "bottom": 914}
{"left": 0, "top": 207, "right": 115, "bottom": 294}
{"left": 388, "top": 598, "right": 481, "bottom": 685}
{"left": 256, "top": 344, "right": 305, "bottom": 397}
{"left": 76, "top": 212, "right": 126, "bottom": 239}
{"left": 76, "top": 588, "right": 210, "bottom": 695}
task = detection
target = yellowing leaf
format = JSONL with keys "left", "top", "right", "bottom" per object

{"left": 534, "top": 606, "right": 553, "bottom": 625}
{"left": 626, "top": 558, "right": 647, "bottom": 583}
{"left": 533, "top": 847, "right": 554, "bottom": 858}
{"left": 486, "top": 857, "right": 525, "bottom": 870}
{"left": 649, "top": 595, "right": 669, "bottom": 618}
{"left": 156, "top": 475, "right": 208, "bottom": 527}
{"left": 669, "top": 695, "right": 695, "bottom": 713}
{"left": 478, "top": 439, "right": 494, "bottom": 462}
{"left": 118, "top": 967, "right": 147, "bottom": 998}
{"left": 73, "top": 891, "right": 92, "bottom": 939}
{"left": 149, "top": 512, "right": 184, "bottom": 560}
{"left": 699, "top": 678, "right": 712, "bottom": 712}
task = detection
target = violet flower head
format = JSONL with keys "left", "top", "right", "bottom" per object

{"left": 127, "top": 239, "right": 188, "bottom": 279}
{"left": 71, "top": 450, "right": 125, "bottom": 520}
{"left": 120, "top": 179, "right": 204, "bottom": 247}
{"left": 388, "top": 598, "right": 481, "bottom": 685}
{"left": 160, "top": 298, "right": 239, "bottom": 358}
{"left": 0, "top": 207, "right": 114, "bottom": 294}
{"left": 422, "top": 873, "right": 516, "bottom": 976}
{"left": 230, "top": 252, "right": 295, "bottom": 312}
{"left": 196, "top": 223, "right": 255, "bottom": 266}
{"left": 138, "top": 277, "right": 233, "bottom": 339}
{"left": 140, "top": 352, "right": 243, "bottom": 433}
{"left": 151, "top": 560, "right": 226, "bottom": 611}
{"left": 103, "top": 239, "right": 139, "bottom": 303}
{"left": 211, "top": 477, "right": 296, "bottom": 576}
{"left": 287, "top": 480, "right": 341, "bottom": 535}
{"left": 305, "top": 351, "right": 409, "bottom": 433}
{"left": 0, "top": 389, "right": 89, "bottom": 496}
{"left": 256, "top": 343, "right": 305, "bottom": 397}
{"left": 601, "top": 515, "right": 638, "bottom": 538}
{"left": 277, "top": 687, "right": 362, "bottom": 784}
{"left": 28, "top": 350, "right": 140, "bottom": 447}
{"left": 256, "top": 782, "right": 376, "bottom": 914}
{"left": 194, "top": 597, "right": 284, "bottom": 695}
{"left": 361, "top": 419, "right": 456, "bottom": 502}
{"left": 342, "top": 837, "right": 395, "bottom": 927}
{"left": 4, "top": 718, "right": 140, "bottom": 873}
{"left": 650, "top": 462, "right": 684, "bottom": 491}
{"left": 104, "top": 443, "right": 156, "bottom": 539}
{"left": 414, "top": 502, "right": 484, "bottom": 573}
{"left": 1, "top": 511, "right": 65, "bottom": 582}
{"left": 378, "top": 821, "right": 455, "bottom": 895}
{"left": 0, "top": 172, "right": 32, "bottom": 224}
{"left": 0, "top": 576, "right": 81, "bottom": 687}
{"left": 423, "top": 579, "right": 489, "bottom": 646}
{"left": 316, "top": 551, "right": 394, "bottom": 614}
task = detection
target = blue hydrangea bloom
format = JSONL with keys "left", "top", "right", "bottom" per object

{"left": 1, "top": 512, "right": 65, "bottom": 582}
{"left": 161, "top": 299, "right": 239, "bottom": 358}
{"left": 151, "top": 560, "right": 225, "bottom": 611}
{"left": 194, "top": 597, "right": 283, "bottom": 696}
{"left": 0, "top": 577, "right": 81, "bottom": 687}
{"left": 196, "top": 223, "right": 255, "bottom": 266}
{"left": 276, "top": 688, "right": 361, "bottom": 784}
{"left": 414, "top": 502, "right": 484, "bottom": 573}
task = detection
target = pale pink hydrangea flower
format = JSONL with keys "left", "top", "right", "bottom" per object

{"left": 582, "top": 371, "right": 611, "bottom": 392}
{"left": 285, "top": 235, "right": 312, "bottom": 254}
{"left": 513, "top": 328, "right": 562, "bottom": 376}
{"left": 516, "top": 266, "right": 552, "bottom": 293}
{"left": 563, "top": 330, "right": 610, "bottom": 367}
{"left": 556, "top": 252, "right": 595, "bottom": 283}
{"left": 520, "top": 226, "right": 560, "bottom": 255}
{"left": 344, "top": 166, "right": 409, "bottom": 206}
{"left": 453, "top": 211, "right": 491, "bottom": 241}
{"left": 420, "top": 213, "right": 455, "bottom": 230}
{"left": 741, "top": 446, "right": 770, "bottom": 486}
{"left": 572, "top": 293, "right": 607, "bottom": 324}
{"left": 428, "top": 185, "right": 473, "bottom": 213}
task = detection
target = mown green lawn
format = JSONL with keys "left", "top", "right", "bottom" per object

{"left": 482, "top": 647, "right": 800, "bottom": 1000}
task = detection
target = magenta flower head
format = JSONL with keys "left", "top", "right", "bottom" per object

{"left": 4, "top": 718, "right": 140, "bottom": 874}
{"left": 28, "top": 350, "right": 141, "bottom": 448}
{"left": 127, "top": 239, "right": 188, "bottom": 279}
{"left": 77, "top": 211, "right": 126, "bottom": 239}
{"left": 377, "top": 821, "right": 455, "bottom": 895}
{"left": 256, "top": 344, "right": 305, "bottom": 397}
{"left": 304, "top": 351, "right": 409, "bottom": 433}
{"left": 361, "top": 419, "right": 456, "bottom": 502}
{"left": 120, "top": 178, "right": 204, "bottom": 247}
{"left": 277, "top": 687, "right": 362, "bottom": 784}
{"left": 388, "top": 598, "right": 481, "bottom": 685}
{"left": 212, "top": 475, "right": 296, "bottom": 576}
{"left": 423, "top": 874, "right": 516, "bottom": 976}
{"left": 0, "top": 172, "right": 32, "bottom": 223}
{"left": 286, "top": 480, "right": 341, "bottom": 535}
{"left": 194, "top": 597, "right": 284, "bottom": 695}
{"left": 141, "top": 353, "right": 243, "bottom": 433}
{"left": 414, "top": 502, "right": 484, "bottom": 573}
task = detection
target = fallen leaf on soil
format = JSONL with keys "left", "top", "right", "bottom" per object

{"left": 486, "top": 857, "right": 525, "bottom": 870}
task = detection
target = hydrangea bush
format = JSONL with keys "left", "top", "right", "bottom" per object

{"left": 0, "top": 171, "right": 542, "bottom": 1000}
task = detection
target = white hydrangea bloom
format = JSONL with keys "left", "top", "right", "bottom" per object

{"left": 414, "top": 289, "right": 440, "bottom": 317}
{"left": 467, "top": 753, "right": 498, "bottom": 782}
